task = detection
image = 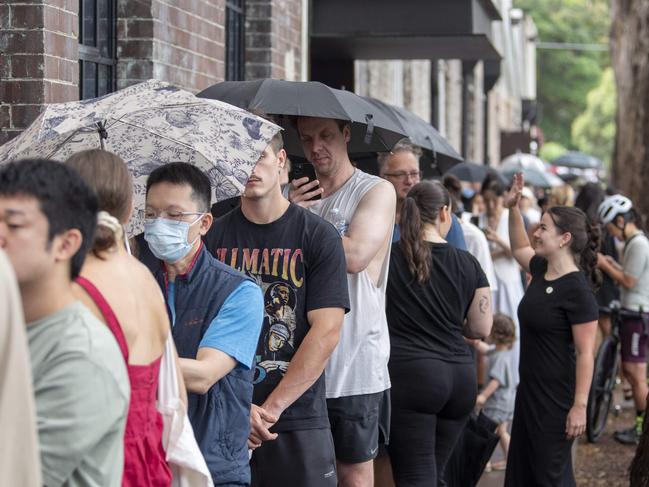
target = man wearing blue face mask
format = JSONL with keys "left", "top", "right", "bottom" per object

{"left": 142, "top": 162, "right": 264, "bottom": 487}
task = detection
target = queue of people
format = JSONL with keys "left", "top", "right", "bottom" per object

{"left": 0, "top": 109, "right": 642, "bottom": 487}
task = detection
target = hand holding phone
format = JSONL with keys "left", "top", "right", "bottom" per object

{"left": 288, "top": 162, "right": 324, "bottom": 207}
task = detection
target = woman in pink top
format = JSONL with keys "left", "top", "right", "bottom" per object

{"left": 67, "top": 149, "right": 187, "bottom": 487}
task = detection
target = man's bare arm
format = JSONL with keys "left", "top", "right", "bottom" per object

{"left": 342, "top": 181, "right": 396, "bottom": 274}
{"left": 598, "top": 254, "right": 638, "bottom": 289}
{"left": 260, "top": 307, "right": 344, "bottom": 419}
{"left": 179, "top": 348, "right": 237, "bottom": 395}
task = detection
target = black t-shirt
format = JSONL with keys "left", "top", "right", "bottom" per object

{"left": 386, "top": 242, "right": 489, "bottom": 364}
{"left": 517, "top": 255, "right": 598, "bottom": 412}
{"left": 210, "top": 196, "right": 240, "bottom": 219}
{"left": 204, "top": 204, "right": 350, "bottom": 432}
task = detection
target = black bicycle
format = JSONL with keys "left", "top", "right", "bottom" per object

{"left": 586, "top": 305, "right": 648, "bottom": 442}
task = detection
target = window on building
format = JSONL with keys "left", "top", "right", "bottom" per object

{"left": 78, "top": 0, "right": 117, "bottom": 99}
{"left": 225, "top": 0, "right": 245, "bottom": 81}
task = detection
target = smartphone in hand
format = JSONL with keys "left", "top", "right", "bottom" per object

{"left": 289, "top": 161, "right": 321, "bottom": 201}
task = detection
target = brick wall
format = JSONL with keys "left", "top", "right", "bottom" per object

{"left": 0, "top": 0, "right": 79, "bottom": 144}
{"left": 0, "top": 0, "right": 304, "bottom": 145}
{"left": 245, "top": 0, "right": 302, "bottom": 80}
{"left": 117, "top": 0, "right": 225, "bottom": 92}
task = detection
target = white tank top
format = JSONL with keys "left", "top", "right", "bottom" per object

{"left": 310, "top": 169, "right": 393, "bottom": 398}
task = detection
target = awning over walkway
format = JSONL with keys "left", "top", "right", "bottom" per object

{"left": 310, "top": 0, "right": 502, "bottom": 62}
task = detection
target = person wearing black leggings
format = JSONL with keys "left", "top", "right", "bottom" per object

{"left": 386, "top": 181, "right": 493, "bottom": 486}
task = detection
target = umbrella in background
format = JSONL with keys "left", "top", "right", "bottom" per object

{"left": 551, "top": 151, "right": 603, "bottom": 170}
{"left": 445, "top": 161, "right": 506, "bottom": 185}
{"left": 362, "top": 97, "right": 462, "bottom": 174}
{"left": 197, "top": 79, "right": 407, "bottom": 156}
{"left": 501, "top": 167, "right": 564, "bottom": 189}
{"left": 0, "top": 79, "right": 280, "bottom": 234}
{"left": 500, "top": 152, "right": 547, "bottom": 173}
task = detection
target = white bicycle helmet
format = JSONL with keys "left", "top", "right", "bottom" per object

{"left": 598, "top": 195, "right": 633, "bottom": 225}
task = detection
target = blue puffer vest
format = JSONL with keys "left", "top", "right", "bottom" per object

{"left": 145, "top": 242, "right": 253, "bottom": 486}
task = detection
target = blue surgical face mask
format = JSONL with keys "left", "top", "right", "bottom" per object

{"left": 461, "top": 187, "right": 476, "bottom": 199}
{"left": 144, "top": 215, "right": 203, "bottom": 263}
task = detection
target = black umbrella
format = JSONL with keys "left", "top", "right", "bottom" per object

{"left": 362, "top": 97, "right": 462, "bottom": 174}
{"left": 197, "top": 79, "right": 407, "bottom": 156}
{"left": 551, "top": 151, "right": 602, "bottom": 170}
{"left": 445, "top": 161, "right": 506, "bottom": 185}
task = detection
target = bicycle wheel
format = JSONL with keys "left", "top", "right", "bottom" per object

{"left": 587, "top": 335, "right": 619, "bottom": 442}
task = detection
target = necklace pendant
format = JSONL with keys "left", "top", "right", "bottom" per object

{"left": 546, "top": 286, "right": 554, "bottom": 294}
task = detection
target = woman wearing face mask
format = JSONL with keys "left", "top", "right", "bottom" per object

{"left": 504, "top": 173, "right": 599, "bottom": 486}
{"left": 66, "top": 150, "right": 186, "bottom": 487}
{"left": 385, "top": 181, "right": 492, "bottom": 486}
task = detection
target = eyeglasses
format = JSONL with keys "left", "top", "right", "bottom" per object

{"left": 144, "top": 210, "right": 204, "bottom": 224}
{"left": 383, "top": 171, "right": 423, "bottom": 181}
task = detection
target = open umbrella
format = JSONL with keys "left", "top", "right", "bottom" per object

{"left": 500, "top": 152, "right": 546, "bottom": 173}
{"left": 501, "top": 167, "right": 564, "bottom": 189}
{"left": 551, "top": 151, "right": 603, "bottom": 170}
{"left": 445, "top": 161, "right": 505, "bottom": 185}
{"left": 0, "top": 79, "right": 280, "bottom": 234}
{"left": 197, "top": 79, "right": 407, "bottom": 156}
{"left": 361, "top": 97, "right": 462, "bottom": 174}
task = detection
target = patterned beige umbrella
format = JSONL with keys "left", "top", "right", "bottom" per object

{"left": 0, "top": 79, "right": 281, "bottom": 233}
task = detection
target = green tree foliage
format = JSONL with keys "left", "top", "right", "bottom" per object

{"left": 514, "top": 0, "right": 611, "bottom": 148}
{"left": 539, "top": 141, "right": 568, "bottom": 162}
{"left": 571, "top": 68, "right": 616, "bottom": 167}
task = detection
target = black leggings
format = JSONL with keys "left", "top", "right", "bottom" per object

{"left": 387, "top": 358, "right": 477, "bottom": 487}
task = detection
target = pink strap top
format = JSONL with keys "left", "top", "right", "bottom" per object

{"left": 75, "top": 276, "right": 129, "bottom": 361}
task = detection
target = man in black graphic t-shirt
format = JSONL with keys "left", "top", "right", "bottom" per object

{"left": 205, "top": 129, "right": 349, "bottom": 487}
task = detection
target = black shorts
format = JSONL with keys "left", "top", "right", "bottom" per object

{"left": 327, "top": 389, "right": 391, "bottom": 464}
{"left": 250, "top": 427, "right": 337, "bottom": 487}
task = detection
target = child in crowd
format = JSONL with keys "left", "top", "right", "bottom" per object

{"left": 476, "top": 313, "right": 517, "bottom": 471}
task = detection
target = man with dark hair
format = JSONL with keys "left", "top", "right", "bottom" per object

{"left": 142, "top": 162, "right": 264, "bottom": 486}
{"left": 0, "top": 159, "right": 130, "bottom": 487}
{"left": 205, "top": 134, "right": 349, "bottom": 487}
{"left": 208, "top": 130, "right": 289, "bottom": 220}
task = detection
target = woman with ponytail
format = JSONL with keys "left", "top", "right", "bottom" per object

{"left": 503, "top": 174, "right": 599, "bottom": 486}
{"left": 385, "top": 181, "right": 492, "bottom": 486}
{"left": 66, "top": 150, "right": 185, "bottom": 487}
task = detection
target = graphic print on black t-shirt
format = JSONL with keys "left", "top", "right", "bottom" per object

{"left": 211, "top": 246, "right": 303, "bottom": 386}
{"left": 206, "top": 204, "right": 350, "bottom": 432}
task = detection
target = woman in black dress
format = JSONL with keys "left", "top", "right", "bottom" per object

{"left": 504, "top": 174, "right": 600, "bottom": 486}
{"left": 385, "top": 181, "right": 493, "bottom": 486}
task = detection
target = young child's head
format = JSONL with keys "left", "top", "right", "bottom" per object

{"left": 489, "top": 313, "right": 516, "bottom": 348}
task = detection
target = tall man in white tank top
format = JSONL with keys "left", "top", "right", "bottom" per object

{"left": 289, "top": 117, "right": 396, "bottom": 487}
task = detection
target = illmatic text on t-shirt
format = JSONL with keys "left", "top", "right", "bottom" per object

{"left": 205, "top": 204, "right": 350, "bottom": 432}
